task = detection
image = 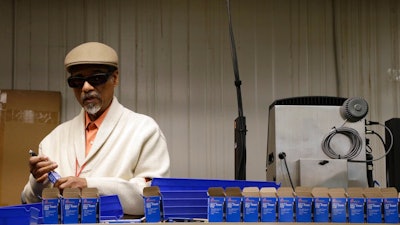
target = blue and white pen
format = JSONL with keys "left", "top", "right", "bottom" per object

{"left": 28, "top": 149, "right": 61, "bottom": 184}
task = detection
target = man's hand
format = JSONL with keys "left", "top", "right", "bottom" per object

{"left": 29, "top": 155, "right": 58, "bottom": 183}
{"left": 54, "top": 176, "right": 88, "bottom": 190}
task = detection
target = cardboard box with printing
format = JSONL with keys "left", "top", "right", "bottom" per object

{"left": 0, "top": 90, "right": 61, "bottom": 206}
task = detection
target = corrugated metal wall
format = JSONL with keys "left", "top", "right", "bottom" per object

{"left": 1, "top": 0, "right": 400, "bottom": 186}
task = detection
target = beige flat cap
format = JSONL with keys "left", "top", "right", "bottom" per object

{"left": 64, "top": 42, "right": 118, "bottom": 71}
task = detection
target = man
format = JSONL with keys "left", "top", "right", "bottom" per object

{"left": 21, "top": 42, "right": 170, "bottom": 216}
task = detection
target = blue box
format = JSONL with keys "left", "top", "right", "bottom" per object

{"left": 383, "top": 197, "right": 399, "bottom": 223}
{"left": 61, "top": 188, "right": 81, "bottom": 224}
{"left": 42, "top": 188, "right": 60, "bottom": 224}
{"left": 295, "top": 195, "right": 313, "bottom": 222}
{"left": 277, "top": 196, "right": 295, "bottom": 222}
{"left": 313, "top": 197, "right": 330, "bottom": 222}
{"left": 381, "top": 188, "right": 399, "bottom": 224}
{"left": 260, "top": 188, "right": 277, "bottom": 222}
{"left": 365, "top": 195, "right": 383, "bottom": 223}
{"left": 207, "top": 187, "right": 225, "bottom": 222}
{"left": 143, "top": 186, "right": 162, "bottom": 222}
{"left": 225, "top": 187, "right": 242, "bottom": 222}
{"left": 242, "top": 187, "right": 260, "bottom": 222}
{"left": 276, "top": 187, "right": 294, "bottom": 222}
{"left": 348, "top": 197, "right": 365, "bottom": 223}
{"left": 327, "top": 189, "right": 347, "bottom": 223}
{"left": 81, "top": 188, "right": 99, "bottom": 223}
{"left": 330, "top": 197, "right": 347, "bottom": 222}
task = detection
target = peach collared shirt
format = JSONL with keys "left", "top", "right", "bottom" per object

{"left": 85, "top": 107, "right": 110, "bottom": 156}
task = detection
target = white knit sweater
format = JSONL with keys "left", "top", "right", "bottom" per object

{"left": 21, "top": 97, "right": 170, "bottom": 215}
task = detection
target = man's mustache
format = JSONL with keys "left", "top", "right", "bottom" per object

{"left": 81, "top": 92, "right": 100, "bottom": 101}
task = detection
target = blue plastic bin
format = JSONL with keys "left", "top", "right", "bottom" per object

{"left": 151, "top": 177, "right": 280, "bottom": 220}
{"left": 0, "top": 206, "right": 40, "bottom": 225}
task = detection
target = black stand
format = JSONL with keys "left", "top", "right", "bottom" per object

{"left": 226, "top": 0, "right": 247, "bottom": 180}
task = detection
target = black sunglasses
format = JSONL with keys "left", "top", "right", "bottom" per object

{"left": 67, "top": 72, "right": 113, "bottom": 88}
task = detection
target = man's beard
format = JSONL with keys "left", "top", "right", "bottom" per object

{"left": 84, "top": 103, "right": 101, "bottom": 115}
{"left": 82, "top": 92, "right": 102, "bottom": 115}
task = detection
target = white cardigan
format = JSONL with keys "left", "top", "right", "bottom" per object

{"left": 22, "top": 97, "right": 170, "bottom": 215}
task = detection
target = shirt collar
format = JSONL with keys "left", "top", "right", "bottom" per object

{"left": 85, "top": 106, "right": 111, "bottom": 129}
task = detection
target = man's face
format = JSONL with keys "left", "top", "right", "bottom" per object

{"left": 68, "top": 64, "right": 119, "bottom": 120}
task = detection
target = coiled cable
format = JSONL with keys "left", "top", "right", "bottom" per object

{"left": 321, "top": 126, "right": 363, "bottom": 159}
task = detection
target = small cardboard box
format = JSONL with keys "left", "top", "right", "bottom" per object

{"left": 259, "top": 187, "right": 277, "bottom": 222}
{"left": 42, "top": 188, "right": 60, "bottom": 224}
{"left": 363, "top": 188, "right": 383, "bottom": 223}
{"left": 381, "top": 187, "right": 399, "bottom": 223}
{"left": 312, "top": 187, "right": 330, "bottom": 222}
{"left": 328, "top": 188, "right": 347, "bottom": 223}
{"left": 346, "top": 188, "right": 365, "bottom": 223}
{"left": 207, "top": 187, "right": 225, "bottom": 222}
{"left": 225, "top": 187, "right": 242, "bottom": 222}
{"left": 81, "top": 187, "right": 99, "bottom": 223}
{"left": 242, "top": 187, "right": 260, "bottom": 222}
{"left": 295, "top": 189, "right": 313, "bottom": 222}
{"left": 276, "top": 187, "right": 294, "bottom": 222}
{"left": 61, "top": 188, "right": 81, "bottom": 224}
{"left": 143, "top": 186, "right": 162, "bottom": 222}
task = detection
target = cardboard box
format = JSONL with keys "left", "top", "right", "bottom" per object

{"left": 207, "top": 187, "right": 225, "bottom": 222}
{"left": 143, "top": 186, "right": 162, "bottom": 222}
{"left": 225, "top": 187, "right": 242, "bottom": 222}
{"left": 328, "top": 188, "right": 347, "bottom": 223}
{"left": 276, "top": 187, "right": 294, "bottom": 222}
{"left": 381, "top": 187, "right": 399, "bottom": 223}
{"left": 61, "top": 188, "right": 81, "bottom": 224}
{"left": 295, "top": 189, "right": 313, "bottom": 222}
{"left": 259, "top": 187, "right": 277, "bottom": 222}
{"left": 42, "top": 188, "right": 61, "bottom": 224}
{"left": 242, "top": 187, "right": 260, "bottom": 222}
{"left": 81, "top": 187, "right": 99, "bottom": 223}
{"left": 346, "top": 188, "right": 365, "bottom": 223}
{"left": 0, "top": 90, "right": 61, "bottom": 206}
{"left": 312, "top": 187, "right": 330, "bottom": 222}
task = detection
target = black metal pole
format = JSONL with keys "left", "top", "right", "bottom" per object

{"left": 226, "top": 0, "right": 247, "bottom": 180}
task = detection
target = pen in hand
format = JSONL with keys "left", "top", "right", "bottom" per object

{"left": 28, "top": 149, "right": 61, "bottom": 184}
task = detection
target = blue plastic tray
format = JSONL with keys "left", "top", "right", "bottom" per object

{"left": 0, "top": 207, "right": 39, "bottom": 225}
{"left": 151, "top": 177, "right": 280, "bottom": 220}
{"left": 152, "top": 177, "right": 280, "bottom": 190}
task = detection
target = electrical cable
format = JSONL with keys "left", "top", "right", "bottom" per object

{"left": 350, "top": 121, "right": 394, "bottom": 163}
{"left": 278, "top": 152, "right": 295, "bottom": 191}
{"left": 321, "top": 125, "right": 363, "bottom": 160}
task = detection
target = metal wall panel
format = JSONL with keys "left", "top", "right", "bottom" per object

{"left": 0, "top": 0, "right": 397, "bottom": 187}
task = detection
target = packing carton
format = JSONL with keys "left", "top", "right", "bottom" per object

{"left": 346, "top": 188, "right": 365, "bottom": 223}
{"left": 311, "top": 187, "right": 330, "bottom": 222}
{"left": 328, "top": 188, "right": 347, "bottom": 223}
{"left": 0, "top": 90, "right": 61, "bottom": 205}
{"left": 242, "top": 187, "right": 260, "bottom": 222}
{"left": 276, "top": 187, "right": 294, "bottom": 222}
{"left": 143, "top": 186, "right": 162, "bottom": 222}
{"left": 81, "top": 187, "right": 99, "bottom": 223}
{"left": 207, "top": 187, "right": 225, "bottom": 222}
{"left": 42, "top": 188, "right": 61, "bottom": 224}
{"left": 61, "top": 188, "right": 81, "bottom": 224}
{"left": 294, "top": 187, "right": 313, "bottom": 222}
{"left": 381, "top": 187, "right": 399, "bottom": 223}
{"left": 259, "top": 187, "right": 277, "bottom": 222}
{"left": 225, "top": 187, "right": 242, "bottom": 222}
